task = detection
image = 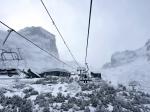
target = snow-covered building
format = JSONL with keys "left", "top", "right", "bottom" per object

{"left": 39, "top": 68, "right": 71, "bottom": 77}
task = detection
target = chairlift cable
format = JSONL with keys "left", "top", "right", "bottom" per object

{"left": 40, "top": 0, "right": 81, "bottom": 68}
{"left": 85, "top": 0, "right": 93, "bottom": 71}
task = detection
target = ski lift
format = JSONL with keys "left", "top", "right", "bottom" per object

{"left": 0, "top": 28, "right": 26, "bottom": 76}
{"left": 77, "top": 67, "right": 92, "bottom": 83}
{"left": 0, "top": 48, "right": 23, "bottom": 77}
{"left": 0, "top": 48, "right": 23, "bottom": 66}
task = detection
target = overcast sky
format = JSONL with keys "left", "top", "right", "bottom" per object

{"left": 0, "top": 0, "right": 150, "bottom": 70}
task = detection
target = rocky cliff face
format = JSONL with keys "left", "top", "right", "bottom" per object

{"left": 0, "top": 26, "right": 60, "bottom": 72}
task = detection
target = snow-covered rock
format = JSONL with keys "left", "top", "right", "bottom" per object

{"left": 0, "top": 27, "right": 60, "bottom": 72}
{"left": 102, "top": 39, "right": 150, "bottom": 93}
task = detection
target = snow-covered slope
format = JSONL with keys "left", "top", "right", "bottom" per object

{"left": 102, "top": 39, "right": 150, "bottom": 93}
{"left": 0, "top": 27, "right": 60, "bottom": 72}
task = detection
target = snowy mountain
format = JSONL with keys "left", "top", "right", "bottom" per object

{"left": 102, "top": 39, "right": 150, "bottom": 93}
{"left": 0, "top": 26, "right": 60, "bottom": 72}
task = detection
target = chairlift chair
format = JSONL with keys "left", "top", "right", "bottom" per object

{"left": 0, "top": 49, "right": 23, "bottom": 77}
{"left": 77, "top": 67, "right": 92, "bottom": 83}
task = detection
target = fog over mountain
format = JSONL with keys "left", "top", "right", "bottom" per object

{"left": 0, "top": 26, "right": 61, "bottom": 72}
{"left": 102, "top": 39, "right": 150, "bottom": 93}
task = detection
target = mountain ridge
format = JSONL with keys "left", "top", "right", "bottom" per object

{"left": 101, "top": 39, "right": 150, "bottom": 93}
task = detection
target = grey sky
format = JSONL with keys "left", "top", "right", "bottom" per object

{"left": 0, "top": 0, "right": 150, "bottom": 70}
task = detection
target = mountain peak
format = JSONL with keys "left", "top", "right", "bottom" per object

{"left": 102, "top": 38, "right": 150, "bottom": 93}
{"left": 19, "top": 26, "right": 55, "bottom": 40}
